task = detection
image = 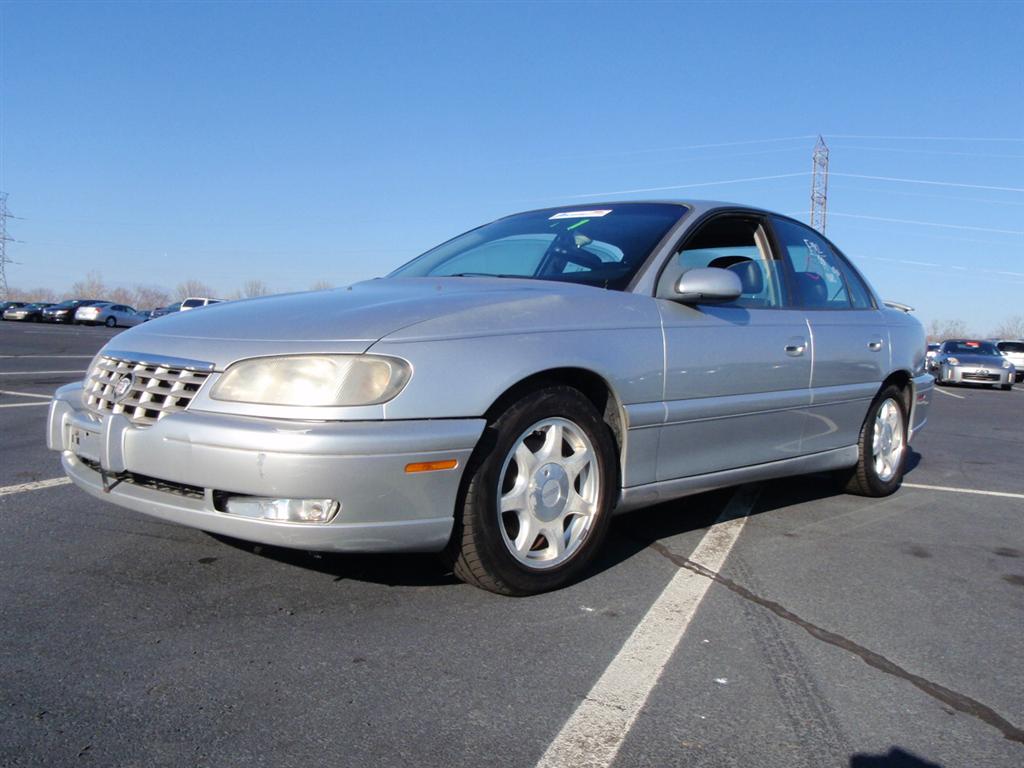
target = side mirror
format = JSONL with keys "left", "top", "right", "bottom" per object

{"left": 674, "top": 267, "right": 742, "bottom": 305}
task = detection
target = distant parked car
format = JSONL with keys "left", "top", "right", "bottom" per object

{"left": 3, "top": 302, "right": 54, "bottom": 322}
{"left": 180, "top": 297, "right": 223, "bottom": 311}
{"left": 993, "top": 340, "right": 1024, "bottom": 382}
{"left": 1, "top": 300, "right": 29, "bottom": 318}
{"left": 929, "top": 339, "right": 1015, "bottom": 390}
{"left": 42, "top": 299, "right": 102, "bottom": 323}
{"left": 74, "top": 302, "right": 145, "bottom": 328}
{"left": 150, "top": 302, "right": 182, "bottom": 320}
{"left": 925, "top": 342, "right": 940, "bottom": 365}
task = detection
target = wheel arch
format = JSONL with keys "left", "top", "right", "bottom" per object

{"left": 483, "top": 367, "right": 627, "bottom": 480}
{"left": 880, "top": 369, "right": 913, "bottom": 413}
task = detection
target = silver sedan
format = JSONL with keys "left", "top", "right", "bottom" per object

{"left": 47, "top": 201, "right": 932, "bottom": 594}
{"left": 74, "top": 302, "right": 146, "bottom": 328}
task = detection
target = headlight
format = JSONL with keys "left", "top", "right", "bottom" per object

{"left": 1003, "top": 360, "right": 1012, "bottom": 369}
{"left": 946, "top": 357, "right": 959, "bottom": 365}
{"left": 211, "top": 355, "right": 411, "bottom": 406}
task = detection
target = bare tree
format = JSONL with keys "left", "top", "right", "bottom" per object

{"left": 992, "top": 315, "right": 1024, "bottom": 339}
{"left": 175, "top": 279, "right": 215, "bottom": 300}
{"left": 241, "top": 279, "right": 271, "bottom": 298}
{"left": 109, "top": 286, "right": 137, "bottom": 306}
{"left": 131, "top": 285, "right": 171, "bottom": 310}
{"left": 71, "top": 271, "right": 107, "bottom": 299}
{"left": 927, "top": 318, "right": 970, "bottom": 342}
{"left": 7, "top": 286, "right": 57, "bottom": 302}
{"left": 310, "top": 279, "right": 334, "bottom": 291}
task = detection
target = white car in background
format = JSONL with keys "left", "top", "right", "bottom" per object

{"left": 994, "top": 340, "right": 1024, "bottom": 382}
{"left": 74, "top": 302, "right": 145, "bottom": 328}
{"left": 180, "top": 297, "right": 223, "bottom": 311}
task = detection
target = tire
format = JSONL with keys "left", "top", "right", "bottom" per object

{"left": 841, "top": 385, "right": 908, "bottom": 497}
{"left": 447, "top": 386, "right": 617, "bottom": 595}
{"left": 104, "top": 316, "right": 117, "bottom": 328}
{"left": 1002, "top": 383, "right": 1013, "bottom": 391}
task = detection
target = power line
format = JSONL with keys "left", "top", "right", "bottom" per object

{"left": 829, "top": 144, "right": 1024, "bottom": 160}
{"left": 827, "top": 134, "right": 1024, "bottom": 143}
{"left": 830, "top": 172, "right": 1024, "bottom": 194}
{"left": 827, "top": 211, "right": 1024, "bottom": 235}
{"left": 563, "top": 172, "right": 808, "bottom": 200}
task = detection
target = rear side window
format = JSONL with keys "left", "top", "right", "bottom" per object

{"left": 771, "top": 217, "right": 872, "bottom": 310}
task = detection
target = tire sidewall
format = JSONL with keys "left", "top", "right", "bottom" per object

{"left": 464, "top": 387, "right": 617, "bottom": 594}
{"left": 860, "top": 386, "right": 908, "bottom": 496}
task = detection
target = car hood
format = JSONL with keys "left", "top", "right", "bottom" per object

{"left": 103, "top": 278, "right": 660, "bottom": 370}
{"left": 950, "top": 354, "right": 1008, "bottom": 367}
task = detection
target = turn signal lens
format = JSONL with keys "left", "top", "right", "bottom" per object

{"left": 405, "top": 460, "right": 459, "bottom": 473}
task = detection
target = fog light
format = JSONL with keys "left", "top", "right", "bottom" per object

{"left": 224, "top": 497, "right": 340, "bottom": 523}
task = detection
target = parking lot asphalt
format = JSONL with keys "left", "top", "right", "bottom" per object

{"left": 1, "top": 320, "right": 1022, "bottom": 768}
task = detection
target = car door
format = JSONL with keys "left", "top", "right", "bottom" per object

{"left": 653, "top": 212, "right": 811, "bottom": 481}
{"left": 769, "top": 216, "right": 887, "bottom": 454}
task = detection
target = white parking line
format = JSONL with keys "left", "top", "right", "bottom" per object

{"left": 0, "top": 390, "right": 54, "bottom": 399}
{"left": 535, "top": 485, "right": 758, "bottom": 768}
{"left": 0, "top": 370, "right": 85, "bottom": 376}
{"left": 933, "top": 387, "right": 965, "bottom": 400}
{"left": 0, "top": 477, "right": 72, "bottom": 497}
{"left": 903, "top": 482, "right": 1024, "bottom": 500}
{"left": 0, "top": 401, "right": 50, "bottom": 409}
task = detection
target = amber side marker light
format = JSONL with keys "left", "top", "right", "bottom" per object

{"left": 405, "top": 459, "right": 459, "bottom": 474}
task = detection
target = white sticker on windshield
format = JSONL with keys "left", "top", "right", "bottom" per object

{"left": 549, "top": 209, "right": 612, "bottom": 220}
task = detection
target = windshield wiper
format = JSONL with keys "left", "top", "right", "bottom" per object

{"left": 445, "top": 273, "right": 522, "bottom": 278}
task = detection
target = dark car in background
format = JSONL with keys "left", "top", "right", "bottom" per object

{"left": 149, "top": 302, "right": 182, "bottom": 319}
{"left": 3, "top": 302, "right": 55, "bottom": 322}
{"left": 41, "top": 299, "right": 102, "bottom": 324}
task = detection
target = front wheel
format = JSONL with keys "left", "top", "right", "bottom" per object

{"left": 841, "top": 385, "right": 908, "bottom": 497}
{"left": 448, "top": 386, "right": 617, "bottom": 595}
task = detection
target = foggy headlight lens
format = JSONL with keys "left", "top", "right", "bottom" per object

{"left": 211, "top": 355, "right": 410, "bottom": 406}
{"left": 946, "top": 357, "right": 959, "bottom": 365}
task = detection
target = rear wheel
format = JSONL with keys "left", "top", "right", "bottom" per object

{"left": 448, "top": 386, "right": 616, "bottom": 595}
{"left": 104, "top": 316, "right": 117, "bottom": 328}
{"left": 841, "top": 385, "right": 908, "bottom": 497}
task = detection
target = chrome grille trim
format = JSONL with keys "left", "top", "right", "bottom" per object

{"left": 83, "top": 355, "right": 213, "bottom": 426}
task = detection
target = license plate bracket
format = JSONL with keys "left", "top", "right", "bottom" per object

{"left": 69, "top": 424, "right": 103, "bottom": 463}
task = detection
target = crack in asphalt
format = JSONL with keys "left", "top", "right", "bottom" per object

{"left": 646, "top": 540, "right": 1024, "bottom": 745}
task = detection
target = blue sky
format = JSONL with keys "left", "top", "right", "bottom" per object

{"left": 2, "top": 1, "right": 1022, "bottom": 332}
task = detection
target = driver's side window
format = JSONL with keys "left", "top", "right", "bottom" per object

{"left": 657, "top": 215, "right": 783, "bottom": 308}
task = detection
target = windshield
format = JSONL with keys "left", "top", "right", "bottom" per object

{"left": 389, "top": 203, "right": 686, "bottom": 290}
{"left": 943, "top": 340, "right": 1000, "bottom": 355}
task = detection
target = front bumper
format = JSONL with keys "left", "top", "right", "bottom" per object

{"left": 47, "top": 383, "right": 485, "bottom": 553}
{"left": 43, "top": 312, "right": 73, "bottom": 323}
{"left": 935, "top": 365, "right": 1013, "bottom": 386}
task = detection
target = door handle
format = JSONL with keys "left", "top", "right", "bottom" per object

{"left": 868, "top": 339, "right": 884, "bottom": 351}
{"left": 785, "top": 340, "right": 806, "bottom": 356}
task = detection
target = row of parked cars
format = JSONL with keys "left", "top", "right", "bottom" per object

{"left": 925, "top": 339, "right": 1024, "bottom": 389}
{"left": 0, "top": 297, "right": 222, "bottom": 327}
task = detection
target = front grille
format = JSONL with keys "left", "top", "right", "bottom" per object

{"left": 961, "top": 371, "right": 1000, "bottom": 382}
{"left": 79, "top": 458, "right": 205, "bottom": 499}
{"left": 84, "top": 355, "right": 212, "bottom": 426}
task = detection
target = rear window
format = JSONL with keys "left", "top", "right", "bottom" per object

{"left": 182, "top": 299, "right": 205, "bottom": 308}
{"left": 997, "top": 342, "right": 1024, "bottom": 353}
